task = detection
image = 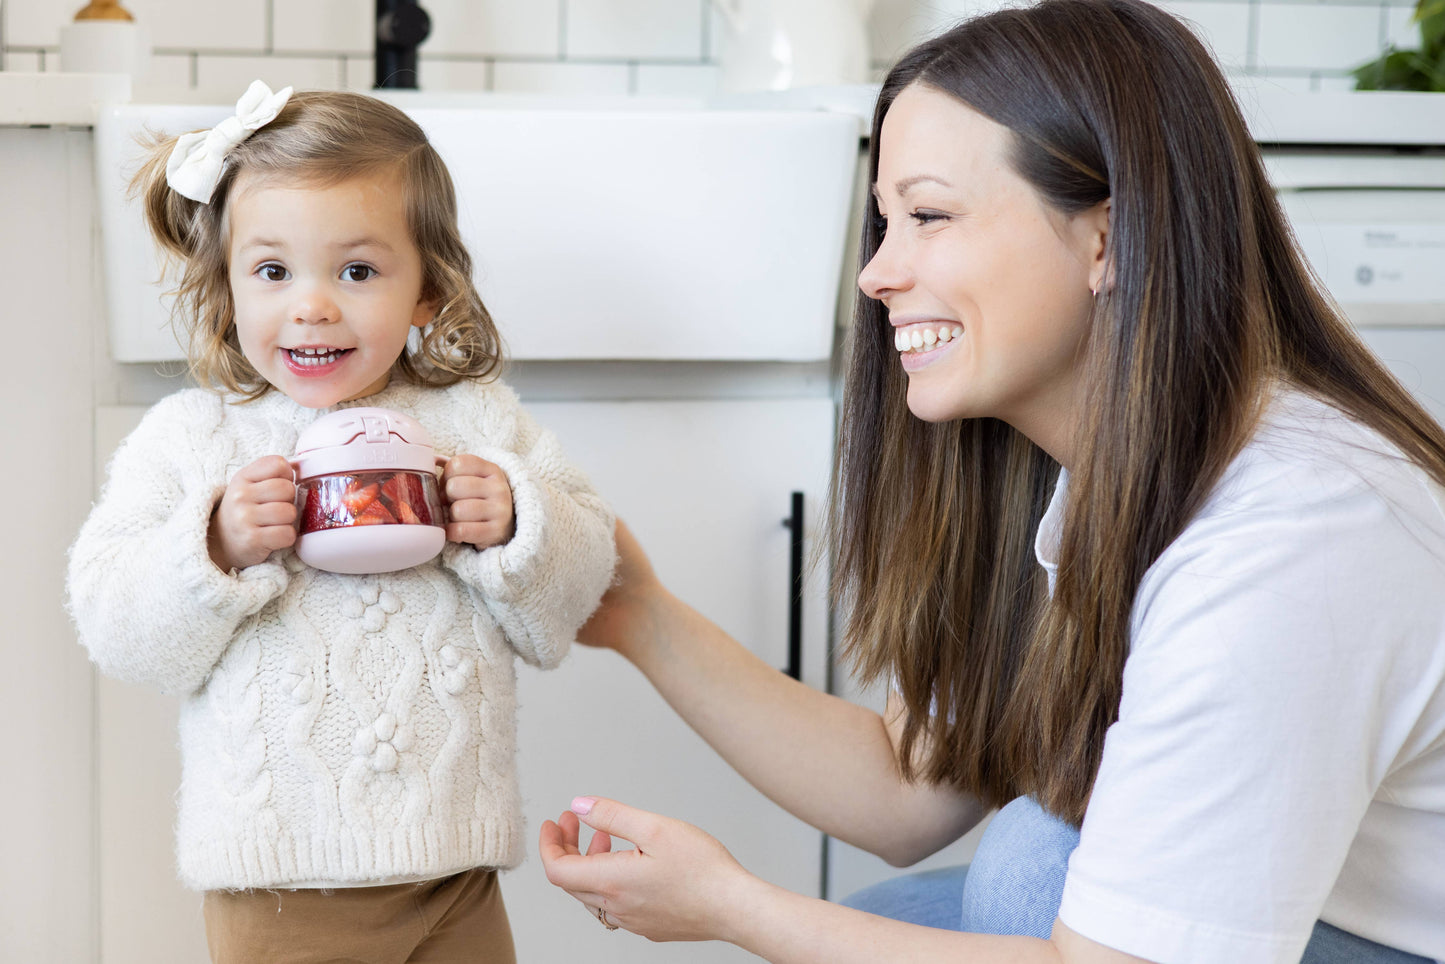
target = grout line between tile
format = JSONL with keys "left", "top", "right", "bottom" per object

{"left": 1246, "top": 0, "right": 1260, "bottom": 70}
{"left": 699, "top": 0, "right": 710, "bottom": 60}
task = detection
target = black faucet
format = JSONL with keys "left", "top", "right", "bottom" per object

{"left": 375, "top": 0, "right": 432, "bottom": 89}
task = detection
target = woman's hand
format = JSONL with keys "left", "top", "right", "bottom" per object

{"left": 208, "top": 455, "right": 297, "bottom": 572}
{"left": 540, "top": 796, "right": 754, "bottom": 944}
{"left": 441, "top": 454, "right": 515, "bottom": 549}
{"left": 574, "top": 519, "right": 667, "bottom": 658}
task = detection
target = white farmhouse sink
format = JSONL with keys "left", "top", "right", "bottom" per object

{"left": 94, "top": 96, "right": 860, "bottom": 363}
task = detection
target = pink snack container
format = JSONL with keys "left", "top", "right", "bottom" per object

{"left": 292, "top": 407, "right": 447, "bottom": 574}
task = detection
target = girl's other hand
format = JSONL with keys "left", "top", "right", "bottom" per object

{"left": 208, "top": 455, "right": 298, "bottom": 573}
{"left": 539, "top": 796, "right": 753, "bottom": 945}
{"left": 441, "top": 454, "right": 515, "bottom": 549}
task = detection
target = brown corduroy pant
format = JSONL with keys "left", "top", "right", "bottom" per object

{"left": 203, "top": 868, "right": 515, "bottom": 964}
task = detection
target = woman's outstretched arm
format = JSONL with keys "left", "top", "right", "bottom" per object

{"left": 577, "top": 520, "right": 985, "bottom": 864}
{"left": 540, "top": 797, "right": 1153, "bottom": 964}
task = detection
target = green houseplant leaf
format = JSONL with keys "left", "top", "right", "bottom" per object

{"left": 1354, "top": 0, "right": 1445, "bottom": 90}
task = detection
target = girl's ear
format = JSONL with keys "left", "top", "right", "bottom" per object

{"left": 411, "top": 298, "right": 438, "bottom": 329}
{"left": 1086, "top": 198, "right": 1112, "bottom": 295}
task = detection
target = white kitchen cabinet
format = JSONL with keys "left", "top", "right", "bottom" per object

{"left": 508, "top": 397, "right": 835, "bottom": 962}
{"left": 90, "top": 394, "right": 836, "bottom": 964}
{"left": 0, "top": 127, "right": 100, "bottom": 964}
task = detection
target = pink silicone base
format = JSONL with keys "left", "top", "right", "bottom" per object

{"left": 295, "top": 525, "right": 446, "bottom": 575}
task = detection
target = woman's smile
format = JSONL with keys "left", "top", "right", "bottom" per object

{"left": 894, "top": 321, "right": 965, "bottom": 372}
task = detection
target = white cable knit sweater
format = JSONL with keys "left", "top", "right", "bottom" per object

{"left": 66, "top": 377, "right": 616, "bottom": 891}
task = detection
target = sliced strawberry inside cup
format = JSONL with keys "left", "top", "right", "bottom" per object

{"left": 353, "top": 499, "right": 397, "bottom": 526}
{"left": 341, "top": 480, "right": 380, "bottom": 514}
{"left": 298, "top": 470, "right": 442, "bottom": 532}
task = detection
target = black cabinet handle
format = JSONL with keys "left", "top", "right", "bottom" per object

{"left": 782, "top": 491, "right": 804, "bottom": 680}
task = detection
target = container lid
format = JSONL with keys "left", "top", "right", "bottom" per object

{"left": 293, "top": 407, "right": 439, "bottom": 479}
{"left": 295, "top": 407, "right": 433, "bottom": 454}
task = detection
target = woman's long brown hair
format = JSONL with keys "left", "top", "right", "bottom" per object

{"left": 831, "top": 0, "right": 1445, "bottom": 824}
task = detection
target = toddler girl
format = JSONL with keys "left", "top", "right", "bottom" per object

{"left": 67, "top": 81, "right": 616, "bottom": 964}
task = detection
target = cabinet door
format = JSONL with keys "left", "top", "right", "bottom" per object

{"left": 93, "top": 407, "right": 212, "bottom": 964}
{"left": 2, "top": 128, "right": 99, "bottom": 964}
{"left": 506, "top": 397, "right": 835, "bottom": 962}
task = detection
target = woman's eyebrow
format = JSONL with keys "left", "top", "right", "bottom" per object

{"left": 870, "top": 174, "right": 956, "bottom": 199}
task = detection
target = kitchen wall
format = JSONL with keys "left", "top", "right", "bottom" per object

{"left": 0, "top": 0, "right": 1428, "bottom": 99}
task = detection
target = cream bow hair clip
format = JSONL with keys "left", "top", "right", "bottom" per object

{"left": 165, "top": 79, "right": 293, "bottom": 203}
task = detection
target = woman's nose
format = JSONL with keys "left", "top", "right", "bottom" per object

{"left": 857, "top": 233, "right": 909, "bottom": 303}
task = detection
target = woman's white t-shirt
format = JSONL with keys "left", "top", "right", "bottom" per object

{"left": 1043, "top": 390, "right": 1445, "bottom": 964}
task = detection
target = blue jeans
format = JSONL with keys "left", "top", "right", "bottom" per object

{"left": 840, "top": 796, "right": 1435, "bottom": 963}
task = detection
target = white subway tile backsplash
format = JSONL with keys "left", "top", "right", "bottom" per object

{"left": 413, "top": 57, "right": 490, "bottom": 91}
{"left": 0, "top": 0, "right": 1424, "bottom": 100}
{"left": 343, "top": 56, "right": 373, "bottom": 91}
{"left": 492, "top": 59, "right": 629, "bottom": 95}
{"left": 1314, "top": 71, "right": 1360, "bottom": 90}
{"left": 635, "top": 62, "right": 721, "bottom": 97}
{"left": 3, "top": 50, "right": 43, "bottom": 72}
{"left": 566, "top": 0, "right": 705, "bottom": 60}
{"left": 130, "top": 0, "right": 267, "bottom": 51}
{"left": 1255, "top": 3, "right": 1382, "bottom": 71}
{"left": 1156, "top": 1, "right": 1252, "bottom": 71}
{"left": 1248, "top": 71, "right": 1317, "bottom": 92}
{"left": 1386, "top": 4, "right": 1423, "bottom": 48}
{"left": 867, "top": 0, "right": 943, "bottom": 63}
{"left": 6, "top": 0, "right": 70, "bottom": 47}
{"left": 196, "top": 55, "right": 343, "bottom": 99}
{"left": 867, "top": 0, "right": 988, "bottom": 62}
{"left": 133, "top": 51, "right": 193, "bottom": 93}
{"left": 273, "top": 0, "right": 372, "bottom": 55}
{"left": 423, "top": 0, "right": 559, "bottom": 58}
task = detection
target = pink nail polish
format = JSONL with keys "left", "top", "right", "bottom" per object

{"left": 571, "top": 796, "right": 596, "bottom": 816}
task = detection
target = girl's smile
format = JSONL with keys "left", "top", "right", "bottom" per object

{"left": 283, "top": 345, "right": 356, "bottom": 373}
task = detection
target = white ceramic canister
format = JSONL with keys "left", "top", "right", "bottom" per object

{"left": 292, "top": 407, "right": 447, "bottom": 574}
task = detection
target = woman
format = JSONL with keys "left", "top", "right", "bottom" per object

{"left": 539, "top": 1, "right": 1445, "bottom": 961}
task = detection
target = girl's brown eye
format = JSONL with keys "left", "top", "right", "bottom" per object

{"left": 260, "top": 264, "right": 288, "bottom": 282}
{"left": 344, "top": 264, "right": 375, "bottom": 282}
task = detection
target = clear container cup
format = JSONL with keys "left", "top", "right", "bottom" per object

{"left": 291, "top": 408, "right": 448, "bottom": 574}
{"left": 298, "top": 470, "right": 445, "bottom": 531}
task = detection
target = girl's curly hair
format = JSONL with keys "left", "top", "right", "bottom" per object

{"left": 131, "top": 89, "right": 502, "bottom": 400}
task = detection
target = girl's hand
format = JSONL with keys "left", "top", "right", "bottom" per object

{"left": 208, "top": 455, "right": 297, "bottom": 573}
{"left": 540, "top": 796, "right": 754, "bottom": 944}
{"left": 441, "top": 454, "right": 515, "bottom": 549}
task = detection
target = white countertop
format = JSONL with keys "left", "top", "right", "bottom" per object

{"left": 1231, "top": 81, "right": 1445, "bottom": 147}
{"left": 0, "top": 72, "right": 131, "bottom": 126}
